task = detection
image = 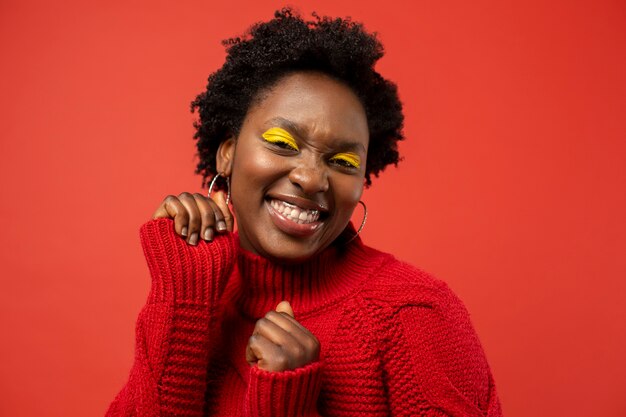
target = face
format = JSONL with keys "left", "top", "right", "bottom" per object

{"left": 217, "top": 72, "right": 369, "bottom": 263}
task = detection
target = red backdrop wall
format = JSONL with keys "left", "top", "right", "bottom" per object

{"left": 1, "top": 1, "right": 625, "bottom": 416}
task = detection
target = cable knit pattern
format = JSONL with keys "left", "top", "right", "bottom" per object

{"left": 107, "top": 218, "right": 503, "bottom": 416}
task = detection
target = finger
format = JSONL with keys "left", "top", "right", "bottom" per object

{"left": 206, "top": 198, "right": 227, "bottom": 233}
{"left": 152, "top": 195, "right": 189, "bottom": 237}
{"left": 246, "top": 334, "right": 287, "bottom": 371}
{"left": 246, "top": 333, "right": 262, "bottom": 365}
{"left": 192, "top": 193, "right": 216, "bottom": 241}
{"left": 178, "top": 192, "right": 202, "bottom": 245}
{"left": 255, "top": 315, "right": 318, "bottom": 368}
{"left": 274, "top": 301, "right": 311, "bottom": 336}
{"left": 266, "top": 310, "right": 309, "bottom": 336}
{"left": 264, "top": 310, "right": 318, "bottom": 353}
{"left": 253, "top": 317, "right": 301, "bottom": 349}
{"left": 275, "top": 300, "right": 294, "bottom": 318}
{"left": 213, "top": 190, "right": 234, "bottom": 232}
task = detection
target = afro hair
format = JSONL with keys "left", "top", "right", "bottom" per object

{"left": 191, "top": 8, "right": 404, "bottom": 188}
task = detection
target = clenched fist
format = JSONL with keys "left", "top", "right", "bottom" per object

{"left": 246, "top": 301, "right": 320, "bottom": 372}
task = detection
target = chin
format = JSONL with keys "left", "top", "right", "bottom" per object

{"left": 235, "top": 204, "right": 349, "bottom": 263}
{"left": 256, "top": 233, "right": 328, "bottom": 264}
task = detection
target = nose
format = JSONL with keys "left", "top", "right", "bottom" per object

{"left": 288, "top": 157, "right": 329, "bottom": 195}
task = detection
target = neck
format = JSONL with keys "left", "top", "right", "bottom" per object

{"left": 233, "top": 234, "right": 372, "bottom": 319}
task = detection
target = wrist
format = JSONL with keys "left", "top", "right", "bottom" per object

{"left": 245, "top": 361, "right": 323, "bottom": 417}
{"left": 140, "top": 218, "right": 237, "bottom": 304}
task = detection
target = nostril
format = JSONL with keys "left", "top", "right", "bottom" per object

{"left": 289, "top": 167, "right": 329, "bottom": 194}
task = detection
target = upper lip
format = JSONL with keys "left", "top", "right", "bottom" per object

{"left": 266, "top": 193, "right": 330, "bottom": 213}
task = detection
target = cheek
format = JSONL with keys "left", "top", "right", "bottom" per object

{"left": 332, "top": 175, "right": 364, "bottom": 211}
{"left": 233, "top": 145, "right": 285, "bottom": 190}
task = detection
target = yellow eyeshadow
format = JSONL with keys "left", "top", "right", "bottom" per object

{"left": 331, "top": 152, "right": 361, "bottom": 168}
{"left": 262, "top": 127, "right": 299, "bottom": 150}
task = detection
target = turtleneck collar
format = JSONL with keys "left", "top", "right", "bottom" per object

{"left": 232, "top": 233, "right": 381, "bottom": 319}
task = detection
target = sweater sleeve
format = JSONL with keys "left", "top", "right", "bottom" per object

{"left": 383, "top": 283, "right": 502, "bottom": 417}
{"left": 106, "top": 218, "right": 237, "bottom": 417}
{"left": 244, "top": 361, "right": 324, "bottom": 417}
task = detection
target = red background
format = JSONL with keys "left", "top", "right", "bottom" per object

{"left": 1, "top": 1, "right": 625, "bottom": 416}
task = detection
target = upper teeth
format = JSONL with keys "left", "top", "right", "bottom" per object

{"left": 270, "top": 199, "right": 320, "bottom": 224}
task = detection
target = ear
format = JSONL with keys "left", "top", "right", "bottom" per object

{"left": 216, "top": 134, "right": 236, "bottom": 176}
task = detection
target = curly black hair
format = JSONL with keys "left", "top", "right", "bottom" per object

{"left": 191, "top": 8, "right": 404, "bottom": 188}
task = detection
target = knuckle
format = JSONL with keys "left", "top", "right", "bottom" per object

{"left": 306, "top": 337, "right": 320, "bottom": 355}
{"left": 255, "top": 318, "right": 269, "bottom": 332}
{"left": 274, "top": 354, "right": 288, "bottom": 369}
{"left": 188, "top": 213, "right": 201, "bottom": 227}
{"left": 201, "top": 210, "right": 215, "bottom": 224}
{"left": 291, "top": 344, "right": 305, "bottom": 361}
{"left": 248, "top": 334, "right": 259, "bottom": 346}
{"left": 163, "top": 195, "right": 178, "bottom": 204}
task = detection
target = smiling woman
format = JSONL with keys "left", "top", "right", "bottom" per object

{"left": 225, "top": 72, "right": 369, "bottom": 261}
{"left": 106, "top": 8, "right": 502, "bottom": 417}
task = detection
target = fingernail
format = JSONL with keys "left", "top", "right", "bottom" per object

{"left": 204, "top": 228, "right": 214, "bottom": 241}
{"left": 189, "top": 233, "right": 198, "bottom": 245}
{"left": 217, "top": 221, "right": 226, "bottom": 231}
{"left": 181, "top": 226, "right": 188, "bottom": 237}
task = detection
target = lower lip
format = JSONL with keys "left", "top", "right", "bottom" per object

{"left": 265, "top": 200, "right": 323, "bottom": 237}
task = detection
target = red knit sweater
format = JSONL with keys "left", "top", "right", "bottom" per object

{"left": 106, "top": 218, "right": 502, "bottom": 416}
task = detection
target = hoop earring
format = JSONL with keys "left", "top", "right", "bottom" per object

{"left": 208, "top": 172, "right": 231, "bottom": 205}
{"left": 345, "top": 200, "right": 367, "bottom": 244}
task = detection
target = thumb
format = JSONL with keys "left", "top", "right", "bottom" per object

{"left": 275, "top": 300, "right": 294, "bottom": 318}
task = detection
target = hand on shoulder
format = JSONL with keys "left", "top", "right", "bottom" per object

{"left": 152, "top": 191, "right": 234, "bottom": 245}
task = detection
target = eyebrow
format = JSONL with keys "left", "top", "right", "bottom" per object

{"left": 264, "top": 117, "right": 366, "bottom": 153}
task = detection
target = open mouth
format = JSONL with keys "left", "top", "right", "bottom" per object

{"left": 265, "top": 198, "right": 327, "bottom": 237}
{"left": 269, "top": 199, "right": 320, "bottom": 224}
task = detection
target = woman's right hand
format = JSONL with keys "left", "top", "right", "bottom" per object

{"left": 152, "top": 191, "right": 234, "bottom": 245}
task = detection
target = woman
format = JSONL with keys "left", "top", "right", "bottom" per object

{"left": 107, "top": 9, "right": 502, "bottom": 417}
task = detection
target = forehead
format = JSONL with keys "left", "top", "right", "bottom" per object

{"left": 244, "top": 72, "right": 369, "bottom": 149}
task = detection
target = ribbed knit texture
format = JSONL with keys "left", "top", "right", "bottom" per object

{"left": 106, "top": 218, "right": 503, "bottom": 417}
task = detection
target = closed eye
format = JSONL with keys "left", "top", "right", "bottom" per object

{"left": 262, "top": 127, "right": 299, "bottom": 151}
{"left": 329, "top": 152, "right": 361, "bottom": 169}
{"left": 269, "top": 140, "right": 298, "bottom": 151}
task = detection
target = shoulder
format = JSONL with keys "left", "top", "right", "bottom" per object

{"left": 356, "top": 249, "right": 481, "bottom": 365}
{"left": 353, "top": 246, "right": 500, "bottom": 415}
{"left": 355, "top": 245, "right": 459, "bottom": 312}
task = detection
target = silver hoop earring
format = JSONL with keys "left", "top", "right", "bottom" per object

{"left": 208, "top": 172, "right": 231, "bottom": 205}
{"left": 345, "top": 200, "right": 367, "bottom": 244}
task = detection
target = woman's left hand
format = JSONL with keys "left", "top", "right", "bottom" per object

{"left": 246, "top": 301, "right": 320, "bottom": 372}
